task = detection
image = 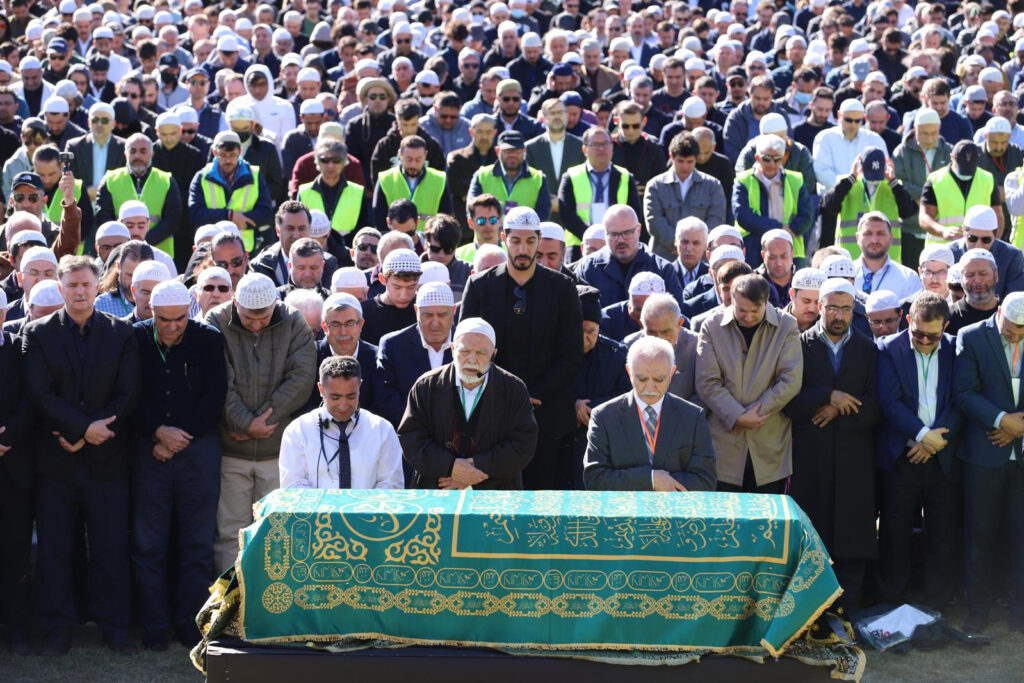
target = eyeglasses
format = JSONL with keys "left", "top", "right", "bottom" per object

{"left": 91, "top": 116, "right": 110, "bottom": 124}
{"left": 619, "top": 123, "right": 641, "bottom": 130}
{"left": 921, "top": 267, "right": 948, "bottom": 278}
{"left": 181, "top": 128, "right": 197, "bottom": 135}
{"left": 395, "top": 38, "right": 411, "bottom": 44}
{"left": 513, "top": 285, "right": 526, "bottom": 315}
{"left": 126, "top": 92, "right": 141, "bottom": 99}
{"left": 48, "top": 54, "right": 66, "bottom": 61}
{"left": 462, "top": 62, "right": 481, "bottom": 69}
{"left": 824, "top": 305, "right": 854, "bottom": 315}
{"left": 868, "top": 315, "right": 900, "bottom": 328}
{"left": 356, "top": 242, "right": 377, "bottom": 253}
{"left": 189, "top": 79, "right": 209, "bottom": 86}
{"left": 326, "top": 319, "right": 361, "bottom": 330}
{"left": 317, "top": 156, "right": 342, "bottom": 164}
{"left": 760, "top": 156, "right": 782, "bottom": 163}
{"left": 475, "top": 216, "right": 500, "bottom": 226}
{"left": 367, "top": 92, "right": 388, "bottom": 100}
{"left": 428, "top": 243, "right": 453, "bottom": 254}
{"left": 588, "top": 140, "right": 611, "bottom": 148}
{"left": 202, "top": 284, "right": 231, "bottom": 293}
{"left": 966, "top": 234, "right": 994, "bottom": 245}
{"left": 910, "top": 328, "right": 942, "bottom": 343}
{"left": 843, "top": 116, "right": 863, "bottom": 124}
{"left": 13, "top": 192, "right": 41, "bottom": 202}
{"left": 215, "top": 257, "right": 246, "bottom": 269}
{"left": 501, "top": 95, "right": 521, "bottom": 102}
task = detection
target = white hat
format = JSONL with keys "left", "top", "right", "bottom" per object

{"left": 985, "top": 116, "right": 1012, "bottom": 135}
{"left": 709, "top": 244, "right": 744, "bottom": 268}
{"left": 235, "top": 273, "right": 279, "bottom": 309}
{"left": 682, "top": 96, "right": 706, "bottom": 118}
{"left": 839, "top": 98, "right": 865, "bottom": 114}
{"left": 323, "top": 291, "right": 362, "bottom": 317}
{"left": 28, "top": 279, "right": 63, "bottom": 307}
{"left": 759, "top": 112, "right": 787, "bottom": 135}
{"left": 864, "top": 289, "right": 901, "bottom": 313}
{"left": 197, "top": 266, "right": 232, "bottom": 288}
{"left": 980, "top": 66, "right": 1004, "bottom": 84}
{"left": 916, "top": 108, "right": 941, "bottom": 126}
{"left": 1002, "top": 292, "right": 1024, "bottom": 324}
{"left": 791, "top": 267, "right": 827, "bottom": 291}
{"left": 418, "top": 261, "right": 451, "bottom": 285}
{"left": 20, "top": 56, "right": 41, "bottom": 71}
{"left": 309, "top": 209, "right": 330, "bottom": 238}
{"left": 959, "top": 247, "right": 997, "bottom": 268}
{"left": 382, "top": 248, "right": 422, "bottom": 273}
{"left": 708, "top": 225, "right": 743, "bottom": 245}
{"left": 226, "top": 99, "right": 256, "bottom": 122}
{"left": 453, "top": 317, "right": 496, "bottom": 346}
{"left": 821, "top": 254, "right": 857, "bottom": 279}
{"left": 819, "top": 277, "right": 857, "bottom": 301}
{"left": 297, "top": 67, "right": 321, "bottom": 84}
{"left": 9, "top": 230, "right": 46, "bottom": 249}
{"left": 174, "top": 106, "right": 199, "bottom": 125}
{"left": 561, "top": 52, "right": 583, "bottom": 65}
{"left": 392, "top": 56, "right": 414, "bottom": 71}
{"left": 92, "top": 25, "right": 114, "bottom": 39}
{"left": 864, "top": 71, "right": 888, "bottom": 86}
{"left": 280, "top": 53, "right": 301, "bottom": 69}
{"left": 649, "top": 54, "right": 667, "bottom": 71}
{"left": 414, "top": 70, "right": 439, "bottom": 87}
{"left": 849, "top": 38, "right": 871, "bottom": 55}
{"left": 623, "top": 65, "right": 646, "bottom": 82}
{"left": 947, "top": 263, "right": 962, "bottom": 285}
{"left": 392, "top": 21, "right": 413, "bottom": 36}
{"left": 521, "top": 31, "right": 542, "bottom": 49}
{"left": 582, "top": 224, "right": 605, "bottom": 241}
{"left": 684, "top": 57, "right": 706, "bottom": 73}
{"left": 756, "top": 134, "right": 786, "bottom": 156}
{"left": 95, "top": 221, "right": 131, "bottom": 241}
{"left": 539, "top": 222, "right": 565, "bottom": 243}
{"left": 918, "top": 244, "right": 955, "bottom": 267}
{"left": 137, "top": 5, "right": 155, "bottom": 19}
{"left": 300, "top": 99, "right": 325, "bottom": 116}
{"left": 355, "top": 58, "right": 381, "bottom": 73}
{"left": 628, "top": 271, "right": 666, "bottom": 296}
{"left": 964, "top": 205, "right": 999, "bottom": 232}
{"left": 332, "top": 267, "right": 368, "bottom": 290}
{"left": 415, "top": 281, "right": 454, "bottom": 307}
{"left": 43, "top": 97, "right": 70, "bottom": 115}
{"left": 131, "top": 259, "right": 171, "bottom": 287}
{"left": 150, "top": 280, "right": 192, "bottom": 307}
{"left": 193, "top": 224, "right": 223, "bottom": 245}
{"left": 610, "top": 37, "right": 632, "bottom": 53}
{"left": 118, "top": 200, "right": 149, "bottom": 221}
{"left": 217, "top": 35, "right": 240, "bottom": 52}
{"left": 504, "top": 206, "right": 541, "bottom": 232}
{"left": 20, "top": 246, "right": 58, "bottom": 270}
{"left": 905, "top": 66, "right": 928, "bottom": 81}
{"left": 155, "top": 111, "right": 181, "bottom": 128}
{"left": 761, "top": 228, "right": 793, "bottom": 248}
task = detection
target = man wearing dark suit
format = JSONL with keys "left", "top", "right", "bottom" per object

{"left": 624, "top": 293, "right": 702, "bottom": 407}
{"left": 954, "top": 291, "right": 1024, "bottom": 633}
{"left": 305, "top": 293, "right": 379, "bottom": 414}
{"left": 584, "top": 335, "right": 717, "bottom": 492}
{"left": 525, "top": 98, "right": 584, "bottom": 223}
{"left": 20, "top": 256, "right": 140, "bottom": 655}
{"left": 876, "top": 292, "right": 961, "bottom": 608}
{"left": 460, "top": 206, "right": 584, "bottom": 489}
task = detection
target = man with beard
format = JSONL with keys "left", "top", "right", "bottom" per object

{"left": 344, "top": 78, "right": 396, "bottom": 175}
{"left": 948, "top": 249, "right": 1001, "bottom": 337}
{"left": 448, "top": 114, "right": 498, "bottom": 232}
{"left": 949, "top": 206, "right": 1024, "bottom": 299}
{"left": 277, "top": 238, "right": 331, "bottom": 300}
{"left": 793, "top": 87, "right": 835, "bottom": 152}
{"left": 225, "top": 99, "right": 285, "bottom": 207}
{"left": 754, "top": 229, "right": 796, "bottom": 308}
{"left": 722, "top": 75, "right": 793, "bottom": 160}
{"left": 852, "top": 211, "right": 923, "bottom": 300}
{"left": 468, "top": 131, "right": 550, "bottom": 220}
{"left": 151, "top": 111, "right": 204, "bottom": 271}
{"left": 240, "top": 64, "right": 295, "bottom": 146}
{"left": 398, "top": 317, "right": 538, "bottom": 490}
{"left": 525, "top": 98, "right": 584, "bottom": 221}
{"left": 785, "top": 278, "right": 880, "bottom": 610}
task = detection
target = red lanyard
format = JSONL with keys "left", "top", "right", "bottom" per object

{"left": 1013, "top": 341, "right": 1020, "bottom": 376}
{"left": 636, "top": 400, "right": 661, "bottom": 455}
{"left": 919, "top": 145, "right": 931, "bottom": 174}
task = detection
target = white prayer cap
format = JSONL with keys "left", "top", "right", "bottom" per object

{"left": 415, "top": 281, "right": 454, "bottom": 308}
{"left": 504, "top": 206, "right": 541, "bottom": 232}
{"left": 225, "top": 99, "right": 256, "bottom": 122}
{"left": 382, "top": 248, "right": 422, "bottom": 274}
{"left": 89, "top": 101, "right": 115, "bottom": 119}
{"left": 682, "top": 96, "right": 706, "bottom": 118}
{"left": 198, "top": 266, "right": 232, "bottom": 288}
{"left": 610, "top": 37, "right": 632, "bottom": 53}
{"left": 119, "top": 200, "right": 149, "bottom": 221}
{"left": 919, "top": 244, "right": 955, "bottom": 267}
{"left": 959, "top": 247, "right": 997, "bottom": 268}
{"left": 985, "top": 116, "right": 1012, "bottom": 136}
{"left": 864, "top": 71, "right": 888, "bottom": 86}
{"left": 9, "top": 230, "right": 46, "bottom": 249}
{"left": 521, "top": 32, "right": 542, "bottom": 49}
{"left": 849, "top": 38, "right": 871, "bottom": 55}
{"left": 964, "top": 205, "right": 999, "bottom": 232}
{"left": 454, "top": 316, "right": 496, "bottom": 346}
{"left": 235, "top": 273, "right": 279, "bottom": 310}
{"left": 297, "top": 67, "right": 321, "bottom": 84}
{"left": 215, "top": 220, "right": 241, "bottom": 236}
{"left": 392, "top": 56, "right": 413, "bottom": 71}
{"left": 300, "top": 99, "right": 325, "bottom": 117}
{"left": 819, "top": 277, "right": 857, "bottom": 301}
{"left": 864, "top": 289, "right": 901, "bottom": 313}
{"left": 947, "top": 263, "right": 962, "bottom": 285}
{"left": 756, "top": 134, "right": 785, "bottom": 156}
{"left": 193, "top": 224, "right": 223, "bottom": 245}
{"left": 1002, "top": 292, "right": 1024, "bottom": 324}
{"left": 905, "top": 66, "right": 928, "bottom": 81}
{"left": 684, "top": 57, "right": 706, "bottom": 73}
{"left": 419, "top": 261, "right": 451, "bottom": 285}
{"left": 759, "top": 113, "right": 787, "bottom": 135}
{"left": 150, "top": 280, "right": 192, "bottom": 307}
{"left": 649, "top": 54, "right": 667, "bottom": 71}
{"left": 761, "top": 228, "right": 793, "bottom": 249}
{"left": 791, "top": 267, "right": 827, "bottom": 291}
{"left": 309, "top": 209, "right": 330, "bottom": 238}
{"left": 28, "top": 279, "right": 63, "bottom": 307}
{"left": 821, "top": 254, "right": 857, "bottom": 279}
{"left": 43, "top": 97, "right": 70, "bottom": 115}
{"left": 980, "top": 66, "right": 1004, "bottom": 84}
{"left": 916, "top": 108, "right": 941, "bottom": 127}
{"left": 628, "top": 271, "right": 665, "bottom": 296}
{"left": 583, "top": 224, "right": 605, "bottom": 241}
{"left": 355, "top": 58, "right": 381, "bottom": 73}
{"left": 332, "top": 266, "right": 368, "bottom": 291}
{"left": 839, "top": 98, "right": 865, "bottom": 115}
{"left": 708, "top": 225, "right": 743, "bottom": 245}
{"left": 131, "top": 259, "right": 170, "bottom": 287}
{"left": 174, "top": 106, "right": 199, "bottom": 124}
{"left": 20, "top": 246, "right": 58, "bottom": 270}
{"left": 709, "top": 244, "right": 744, "bottom": 268}
{"left": 414, "top": 70, "right": 439, "bottom": 87}
{"left": 95, "top": 221, "right": 131, "bottom": 241}
{"left": 562, "top": 51, "right": 584, "bottom": 66}
{"left": 539, "top": 222, "right": 565, "bottom": 243}
{"left": 155, "top": 111, "right": 181, "bottom": 128}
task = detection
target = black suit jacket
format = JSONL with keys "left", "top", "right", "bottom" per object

{"left": 20, "top": 309, "right": 139, "bottom": 480}
{"left": 67, "top": 133, "right": 126, "bottom": 188}
{"left": 0, "top": 330, "right": 33, "bottom": 486}
{"left": 459, "top": 263, "right": 583, "bottom": 437}
{"left": 583, "top": 391, "right": 717, "bottom": 491}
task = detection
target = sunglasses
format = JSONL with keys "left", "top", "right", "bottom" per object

{"left": 126, "top": 92, "right": 141, "bottom": 99}
{"left": 966, "top": 234, "right": 994, "bottom": 245}
{"left": 189, "top": 79, "right": 209, "bottom": 86}
{"left": 91, "top": 116, "right": 110, "bottom": 124}
{"left": 760, "top": 156, "right": 782, "bottom": 163}
{"left": 619, "top": 123, "right": 641, "bottom": 130}
{"left": 48, "top": 54, "right": 66, "bottom": 60}
{"left": 475, "top": 216, "right": 500, "bottom": 226}
{"left": 462, "top": 62, "right": 481, "bottom": 69}
{"left": 367, "top": 92, "right": 388, "bottom": 100}
{"left": 202, "top": 284, "right": 231, "bottom": 293}
{"left": 843, "top": 116, "right": 863, "bottom": 124}
{"left": 13, "top": 192, "right": 41, "bottom": 202}
{"left": 356, "top": 242, "right": 377, "bottom": 253}
{"left": 317, "top": 156, "right": 342, "bottom": 164}
{"left": 395, "top": 38, "right": 411, "bottom": 44}
{"left": 215, "top": 257, "right": 245, "bottom": 269}
{"left": 513, "top": 285, "right": 526, "bottom": 315}
{"left": 428, "top": 243, "right": 453, "bottom": 254}
{"left": 910, "top": 328, "right": 942, "bottom": 343}
{"left": 502, "top": 95, "right": 521, "bottom": 102}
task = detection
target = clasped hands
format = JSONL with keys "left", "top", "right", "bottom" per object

{"left": 988, "top": 412, "right": 1024, "bottom": 448}
{"left": 810, "top": 391, "right": 862, "bottom": 428}
{"left": 907, "top": 427, "right": 950, "bottom": 464}
{"left": 439, "top": 457, "right": 489, "bottom": 490}
{"left": 52, "top": 415, "right": 118, "bottom": 453}
{"left": 152, "top": 425, "right": 194, "bottom": 462}
{"left": 228, "top": 408, "right": 278, "bottom": 443}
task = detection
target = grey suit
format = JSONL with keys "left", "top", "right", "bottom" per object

{"left": 643, "top": 168, "right": 727, "bottom": 260}
{"left": 66, "top": 133, "right": 126, "bottom": 189}
{"left": 525, "top": 132, "right": 584, "bottom": 192}
{"left": 583, "top": 391, "right": 717, "bottom": 492}
{"left": 624, "top": 326, "right": 701, "bottom": 407}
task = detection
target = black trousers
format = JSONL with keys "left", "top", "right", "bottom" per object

{"left": 523, "top": 430, "right": 573, "bottom": 490}
{"left": 35, "top": 459, "right": 132, "bottom": 637}
{"left": 0, "top": 465, "right": 33, "bottom": 636}
{"left": 877, "top": 456, "right": 959, "bottom": 608}
{"left": 716, "top": 455, "right": 787, "bottom": 494}
{"left": 963, "top": 460, "right": 1024, "bottom": 623}
{"left": 132, "top": 435, "right": 220, "bottom": 637}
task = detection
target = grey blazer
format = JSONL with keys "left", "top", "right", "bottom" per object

{"left": 624, "top": 326, "right": 701, "bottom": 407}
{"left": 643, "top": 168, "right": 727, "bottom": 260}
{"left": 583, "top": 391, "right": 717, "bottom": 492}
{"left": 525, "top": 132, "right": 585, "bottom": 190}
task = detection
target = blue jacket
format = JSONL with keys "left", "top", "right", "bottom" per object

{"left": 304, "top": 338, "right": 379, "bottom": 414}
{"left": 901, "top": 109, "right": 974, "bottom": 146}
{"left": 955, "top": 316, "right": 1024, "bottom": 467}
{"left": 574, "top": 245, "right": 684, "bottom": 309}
{"left": 722, "top": 101, "right": 794, "bottom": 160}
{"left": 598, "top": 301, "right": 640, "bottom": 342}
{"left": 877, "top": 330, "right": 960, "bottom": 478}
{"left": 188, "top": 158, "right": 274, "bottom": 230}
{"left": 375, "top": 323, "right": 452, "bottom": 426}
{"left": 732, "top": 168, "right": 814, "bottom": 268}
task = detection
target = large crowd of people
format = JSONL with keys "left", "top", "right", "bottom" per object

{"left": 0, "top": 0, "right": 1023, "bottom": 663}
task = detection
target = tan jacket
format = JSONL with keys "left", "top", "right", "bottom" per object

{"left": 695, "top": 305, "right": 803, "bottom": 486}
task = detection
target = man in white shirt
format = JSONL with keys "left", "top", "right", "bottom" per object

{"left": 853, "top": 211, "right": 923, "bottom": 300}
{"left": 279, "top": 355, "right": 404, "bottom": 490}
{"left": 813, "top": 98, "right": 888, "bottom": 193}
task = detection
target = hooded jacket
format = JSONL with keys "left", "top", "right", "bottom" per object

{"left": 241, "top": 64, "right": 296, "bottom": 144}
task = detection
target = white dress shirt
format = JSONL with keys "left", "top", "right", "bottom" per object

{"left": 853, "top": 255, "right": 923, "bottom": 300}
{"left": 278, "top": 407, "right": 404, "bottom": 489}
{"left": 912, "top": 337, "right": 939, "bottom": 445}
{"left": 549, "top": 135, "right": 565, "bottom": 177}
{"left": 812, "top": 126, "right": 889, "bottom": 192}
{"left": 457, "top": 374, "right": 489, "bottom": 420}
{"left": 676, "top": 171, "right": 694, "bottom": 204}
{"left": 420, "top": 331, "right": 452, "bottom": 370}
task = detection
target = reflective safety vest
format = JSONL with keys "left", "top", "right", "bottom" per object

{"left": 925, "top": 166, "right": 994, "bottom": 247}
{"left": 834, "top": 178, "right": 901, "bottom": 262}
{"left": 476, "top": 164, "right": 545, "bottom": 212}
{"left": 735, "top": 168, "right": 806, "bottom": 259}
{"left": 455, "top": 240, "right": 506, "bottom": 264}
{"left": 298, "top": 180, "right": 365, "bottom": 235}
{"left": 106, "top": 167, "right": 174, "bottom": 256}
{"left": 47, "top": 180, "right": 83, "bottom": 253}
{"left": 199, "top": 164, "right": 262, "bottom": 251}
{"left": 1011, "top": 166, "right": 1024, "bottom": 249}
{"left": 378, "top": 167, "right": 447, "bottom": 230}
{"left": 566, "top": 164, "right": 630, "bottom": 248}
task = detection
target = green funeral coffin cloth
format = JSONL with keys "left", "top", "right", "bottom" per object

{"left": 221, "top": 489, "right": 841, "bottom": 657}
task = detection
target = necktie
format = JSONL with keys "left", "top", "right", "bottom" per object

{"left": 644, "top": 406, "right": 658, "bottom": 462}
{"left": 592, "top": 171, "right": 607, "bottom": 204}
{"left": 332, "top": 419, "right": 352, "bottom": 488}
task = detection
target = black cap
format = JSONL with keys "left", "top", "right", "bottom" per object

{"left": 552, "top": 63, "right": 574, "bottom": 77}
{"left": 496, "top": 130, "right": 526, "bottom": 150}
{"left": 12, "top": 171, "right": 44, "bottom": 191}
{"left": 952, "top": 140, "right": 980, "bottom": 176}
{"left": 87, "top": 55, "right": 110, "bottom": 72}
{"left": 726, "top": 65, "right": 748, "bottom": 82}
{"left": 577, "top": 285, "right": 603, "bottom": 324}
{"left": 112, "top": 97, "right": 137, "bottom": 124}
{"left": 158, "top": 54, "right": 179, "bottom": 69}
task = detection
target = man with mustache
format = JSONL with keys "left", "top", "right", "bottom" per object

{"left": 948, "top": 248, "right": 1001, "bottom": 337}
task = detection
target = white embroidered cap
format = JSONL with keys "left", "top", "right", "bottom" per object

{"left": 150, "top": 280, "right": 192, "bottom": 307}
{"left": 382, "top": 248, "right": 422, "bottom": 274}
{"left": 864, "top": 289, "right": 901, "bottom": 313}
{"left": 20, "top": 246, "right": 58, "bottom": 270}
{"left": 821, "top": 255, "right": 857, "bottom": 279}
{"left": 709, "top": 244, "right": 744, "bottom": 268}
{"left": 309, "top": 209, "right": 331, "bottom": 238}
{"left": 628, "top": 271, "right": 665, "bottom": 296}
{"left": 131, "top": 259, "right": 170, "bottom": 287}
{"left": 791, "top": 267, "right": 827, "bottom": 291}
{"left": 1002, "top": 291, "right": 1024, "bottom": 325}
{"left": 539, "top": 222, "right": 565, "bottom": 243}
{"left": 959, "top": 248, "right": 997, "bottom": 268}
{"left": 453, "top": 316, "right": 495, "bottom": 346}
{"left": 918, "top": 244, "right": 955, "bottom": 267}
{"left": 323, "top": 291, "right": 362, "bottom": 317}
{"left": 415, "top": 281, "right": 454, "bottom": 307}
{"left": 95, "top": 221, "right": 131, "bottom": 241}
{"left": 419, "top": 261, "right": 451, "bottom": 285}
{"left": 235, "top": 273, "right": 279, "bottom": 310}
{"left": 332, "top": 267, "right": 368, "bottom": 290}
{"left": 28, "top": 279, "right": 63, "bottom": 307}
{"left": 819, "top": 278, "right": 857, "bottom": 301}
{"left": 118, "top": 200, "right": 149, "bottom": 221}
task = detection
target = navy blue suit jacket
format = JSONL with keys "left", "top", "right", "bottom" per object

{"left": 574, "top": 245, "right": 684, "bottom": 308}
{"left": 599, "top": 301, "right": 640, "bottom": 342}
{"left": 877, "top": 330, "right": 960, "bottom": 477}
{"left": 307, "top": 338, "right": 379, "bottom": 414}
{"left": 375, "top": 324, "right": 452, "bottom": 426}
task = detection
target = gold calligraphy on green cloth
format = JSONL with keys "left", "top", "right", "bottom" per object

{"left": 237, "top": 490, "right": 840, "bottom": 656}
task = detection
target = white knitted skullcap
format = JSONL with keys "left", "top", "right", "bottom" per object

{"left": 1002, "top": 292, "right": 1024, "bottom": 324}
{"left": 95, "top": 221, "right": 131, "bottom": 241}
{"left": 332, "top": 267, "right": 368, "bottom": 290}
{"left": 864, "top": 289, "right": 901, "bottom": 312}
{"left": 709, "top": 244, "right": 744, "bottom": 268}
{"left": 708, "top": 225, "right": 742, "bottom": 244}
{"left": 28, "top": 279, "right": 63, "bottom": 307}
{"left": 916, "top": 108, "right": 941, "bottom": 126}
{"left": 309, "top": 209, "right": 330, "bottom": 238}
{"left": 791, "top": 267, "right": 827, "bottom": 291}
{"left": 382, "top": 248, "right": 422, "bottom": 274}
{"left": 235, "top": 273, "right": 279, "bottom": 309}
{"left": 9, "top": 230, "right": 46, "bottom": 248}
{"left": 454, "top": 316, "right": 495, "bottom": 345}
{"left": 118, "top": 200, "right": 149, "bottom": 221}
{"left": 155, "top": 111, "right": 180, "bottom": 128}
{"left": 628, "top": 271, "right": 665, "bottom": 296}
{"left": 150, "top": 280, "right": 192, "bottom": 307}
{"left": 131, "top": 259, "right": 170, "bottom": 287}
{"left": 818, "top": 277, "right": 857, "bottom": 301}
{"left": 761, "top": 228, "right": 793, "bottom": 248}
{"left": 20, "top": 246, "right": 58, "bottom": 270}
{"left": 964, "top": 205, "right": 998, "bottom": 232}
{"left": 682, "top": 96, "right": 706, "bottom": 118}
{"left": 759, "top": 113, "right": 787, "bottom": 135}
{"left": 323, "top": 291, "right": 362, "bottom": 317}
{"left": 947, "top": 263, "right": 962, "bottom": 285}
{"left": 918, "top": 245, "right": 954, "bottom": 267}
{"left": 504, "top": 206, "right": 541, "bottom": 232}
{"left": 198, "top": 266, "right": 231, "bottom": 287}
{"left": 583, "top": 224, "right": 605, "bottom": 241}
{"left": 539, "top": 222, "right": 565, "bottom": 243}
{"left": 415, "top": 281, "right": 454, "bottom": 307}
{"left": 419, "top": 260, "right": 451, "bottom": 285}
{"left": 959, "top": 247, "right": 997, "bottom": 268}
{"left": 193, "top": 224, "right": 223, "bottom": 245}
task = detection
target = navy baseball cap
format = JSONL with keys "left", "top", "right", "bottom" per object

{"left": 12, "top": 171, "right": 44, "bottom": 191}
{"left": 559, "top": 91, "right": 584, "bottom": 108}
{"left": 552, "top": 63, "right": 574, "bottom": 77}
{"left": 158, "top": 54, "right": 179, "bottom": 69}
{"left": 861, "top": 147, "right": 886, "bottom": 182}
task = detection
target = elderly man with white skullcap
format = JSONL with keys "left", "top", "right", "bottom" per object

{"left": 600, "top": 270, "right": 664, "bottom": 342}
{"left": 398, "top": 316, "right": 538, "bottom": 490}
{"left": 204, "top": 272, "right": 315, "bottom": 574}
{"left": 948, "top": 247, "right": 1001, "bottom": 337}
{"left": 131, "top": 279, "right": 227, "bottom": 651}
{"left": 949, "top": 205, "right": 1024, "bottom": 299}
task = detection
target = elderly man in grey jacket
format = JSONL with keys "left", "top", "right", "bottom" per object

{"left": 644, "top": 132, "right": 727, "bottom": 260}
{"left": 893, "top": 109, "right": 953, "bottom": 237}
{"left": 205, "top": 273, "right": 316, "bottom": 572}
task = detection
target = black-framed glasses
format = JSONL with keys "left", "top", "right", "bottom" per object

{"left": 910, "top": 328, "right": 942, "bottom": 343}
{"left": 215, "top": 257, "right": 245, "bottom": 269}
{"left": 428, "top": 243, "right": 453, "bottom": 254}
{"left": 475, "top": 216, "right": 500, "bottom": 226}
{"left": 202, "top": 284, "right": 231, "bottom": 293}
{"left": 869, "top": 315, "right": 900, "bottom": 328}
{"left": 181, "top": 127, "right": 197, "bottom": 135}
{"left": 326, "top": 319, "right": 360, "bottom": 330}
{"left": 967, "top": 234, "right": 994, "bottom": 245}
{"left": 356, "top": 242, "right": 377, "bottom": 253}
{"left": 619, "top": 123, "right": 641, "bottom": 129}
{"left": 513, "top": 285, "right": 526, "bottom": 315}
{"left": 502, "top": 95, "right": 521, "bottom": 102}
